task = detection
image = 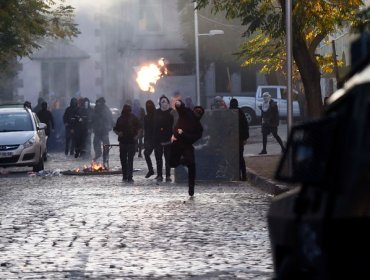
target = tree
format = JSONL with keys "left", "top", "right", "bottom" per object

{"left": 196, "top": 0, "right": 365, "bottom": 118}
{"left": 0, "top": 0, "right": 79, "bottom": 101}
{"left": 0, "top": 0, "right": 79, "bottom": 66}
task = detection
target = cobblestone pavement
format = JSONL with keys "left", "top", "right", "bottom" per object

{"left": 0, "top": 149, "right": 274, "bottom": 279}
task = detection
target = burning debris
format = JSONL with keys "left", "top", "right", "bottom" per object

{"left": 136, "top": 58, "right": 168, "bottom": 93}
{"left": 76, "top": 161, "right": 107, "bottom": 173}
{"left": 62, "top": 161, "right": 122, "bottom": 176}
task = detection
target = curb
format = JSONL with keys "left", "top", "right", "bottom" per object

{"left": 245, "top": 167, "right": 290, "bottom": 195}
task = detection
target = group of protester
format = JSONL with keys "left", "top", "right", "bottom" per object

{"left": 24, "top": 91, "right": 283, "bottom": 197}
{"left": 113, "top": 94, "right": 204, "bottom": 196}
{"left": 62, "top": 96, "right": 114, "bottom": 166}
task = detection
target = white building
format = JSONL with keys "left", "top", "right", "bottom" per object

{"left": 16, "top": 0, "right": 194, "bottom": 109}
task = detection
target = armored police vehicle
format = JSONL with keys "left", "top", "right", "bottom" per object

{"left": 268, "top": 33, "right": 370, "bottom": 279}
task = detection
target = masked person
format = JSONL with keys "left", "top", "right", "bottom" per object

{"left": 229, "top": 98, "right": 249, "bottom": 181}
{"left": 114, "top": 104, "right": 142, "bottom": 183}
{"left": 132, "top": 99, "right": 145, "bottom": 158}
{"left": 74, "top": 98, "right": 93, "bottom": 158}
{"left": 37, "top": 101, "right": 55, "bottom": 153}
{"left": 143, "top": 100, "right": 156, "bottom": 178}
{"left": 92, "top": 97, "right": 114, "bottom": 166}
{"left": 154, "top": 95, "right": 174, "bottom": 182}
{"left": 170, "top": 100, "right": 204, "bottom": 196}
{"left": 258, "top": 92, "right": 285, "bottom": 154}
{"left": 63, "top": 97, "right": 78, "bottom": 156}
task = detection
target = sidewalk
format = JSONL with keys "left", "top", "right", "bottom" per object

{"left": 243, "top": 124, "right": 295, "bottom": 195}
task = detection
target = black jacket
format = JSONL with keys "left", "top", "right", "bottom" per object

{"left": 37, "top": 108, "right": 54, "bottom": 136}
{"left": 259, "top": 100, "right": 279, "bottom": 127}
{"left": 92, "top": 103, "right": 113, "bottom": 135}
{"left": 173, "top": 101, "right": 203, "bottom": 145}
{"left": 154, "top": 108, "right": 174, "bottom": 144}
{"left": 114, "top": 113, "right": 142, "bottom": 144}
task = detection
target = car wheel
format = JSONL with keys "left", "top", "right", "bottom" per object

{"left": 242, "top": 107, "right": 256, "bottom": 125}
{"left": 33, "top": 156, "right": 44, "bottom": 172}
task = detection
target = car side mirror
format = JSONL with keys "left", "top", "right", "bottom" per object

{"left": 38, "top": 123, "right": 47, "bottom": 130}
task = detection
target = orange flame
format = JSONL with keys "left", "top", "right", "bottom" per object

{"left": 136, "top": 58, "right": 167, "bottom": 93}
{"left": 73, "top": 161, "right": 107, "bottom": 173}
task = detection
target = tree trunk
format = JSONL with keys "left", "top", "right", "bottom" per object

{"left": 293, "top": 34, "right": 323, "bottom": 119}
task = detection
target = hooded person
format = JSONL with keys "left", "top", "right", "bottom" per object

{"left": 33, "top": 97, "right": 45, "bottom": 114}
{"left": 37, "top": 101, "right": 54, "bottom": 137}
{"left": 229, "top": 98, "right": 249, "bottom": 181}
{"left": 114, "top": 104, "right": 142, "bottom": 183}
{"left": 143, "top": 99, "right": 156, "bottom": 178}
{"left": 153, "top": 95, "right": 174, "bottom": 182}
{"left": 170, "top": 100, "right": 204, "bottom": 196}
{"left": 132, "top": 99, "right": 145, "bottom": 157}
{"left": 258, "top": 92, "right": 285, "bottom": 154}
{"left": 63, "top": 97, "right": 78, "bottom": 156}
{"left": 92, "top": 97, "right": 114, "bottom": 166}
{"left": 74, "top": 97, "right": 94, "bottom": 158}
{"left": 37, "top": 101, "right": 55, "bottom": 156}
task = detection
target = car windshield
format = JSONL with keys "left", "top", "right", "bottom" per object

{"left": 0, "top": 112, "right": 34, "bottom": 132}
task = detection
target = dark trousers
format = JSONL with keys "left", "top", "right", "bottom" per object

{"left": 65, "top": 128, "right": 75, "bottom": 155}
{"left": 239, "top": 142, "right": 246, "bottom": 180}
{"left": 75, "top": 127, "right": 88, "bottom": 156}
{"left": 119, "top": 143, "right": 135, "bottom": 179}
{"left": 144, "top": 141, "right": 155, "bottom": 172}
{"left": 93, "top": 133, "right": 110, "bottom": 164}
{"left": 154, "top": 143, "right": 171, "bottom": 177}
{"left": 262, "top": 126, "right": 284, "bottom": 151}
{"left": 137, "top": 135, "right": 143, "bottom": 156}
{"left": 170, "top": 142, "right": 196, "bottom": 187}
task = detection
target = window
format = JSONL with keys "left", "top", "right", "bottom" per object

{"left": 281, "top": 88, "right": 299, "bottom": 101}
{"left": 215, "top": 62, "right": 230, "bottom": 92}
{"left": 241, "top": 67, "right": 257, "bottom": 92}
{"left": 41, "top": 61, "right": 80, "bottom": 99}
{"left": 260, "top": 87, "right": 278, "bottom": 99}
{"left": 138, "top": 0, "right": 163, "bottom": 34}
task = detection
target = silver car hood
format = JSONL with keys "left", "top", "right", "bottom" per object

{"left": 0, "top": 131, "right": 35, "bottom": 145}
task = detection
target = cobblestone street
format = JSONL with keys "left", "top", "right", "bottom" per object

{"left": 0, "top": 151, "right": 273, "bottom": 279}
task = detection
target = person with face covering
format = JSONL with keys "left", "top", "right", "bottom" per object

{"left": 143, "top": 100, "right": 156, "bottom": 178}
{"left": 63, "top": 97, "right": 78, "bottom": 156}
{"left": 154, "top": 95, "right": 174, "bottom": 182}
{"left": 74, "top": 97, "right": 93, "bottom": 158}
{"left": 229, "top": 98, "right": 249, "bottom": 181}
{"left": 114, "top": 104, "right": 142, "bottom": 183}
{"left": 132, "top": 99, "right": 145, "bottom": 158}
{"left": 37, "top": 101, "right": 55, "bottom": 152}
{"left": 258, "top": 92, "right": 285, "bottom": 154}
{"left": 170, "top": 100, "right": 204, "bottom": 196}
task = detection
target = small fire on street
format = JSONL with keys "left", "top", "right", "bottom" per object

{"left": 62, "top": 161, "right": 122, "bottom": 176}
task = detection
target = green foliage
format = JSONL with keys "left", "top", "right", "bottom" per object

{"left": 0, "top": 0, "right": 79, "bottom": 66}
{"left": 196, "top": 0, "right": 364, "bottom": 75}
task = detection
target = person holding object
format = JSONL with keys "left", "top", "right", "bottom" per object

{"left": 114, "top": 104, "right": 142, "bottom": 183}
{"left": 170, "top": 100, "right": 204, "bottom": 197}
{"left": 258, "top": 92, "right": 285, "bottom": 154}
{"left": 229, "top": 98, "right": 249, "bottom": 181}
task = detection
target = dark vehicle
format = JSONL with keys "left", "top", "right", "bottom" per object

{"left": 268, "top": 33, "right": 370, "bottom": 279}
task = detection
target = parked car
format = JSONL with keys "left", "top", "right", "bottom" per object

{"left": 223, "top": 85, "right": 301, "bottom": 124}
{"left": 0, "top": 104, "right": 47, "bottom": 172}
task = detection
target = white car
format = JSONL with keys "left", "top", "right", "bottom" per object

{"left": 0, "top": 104, "right": 47, "bottom": 172}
